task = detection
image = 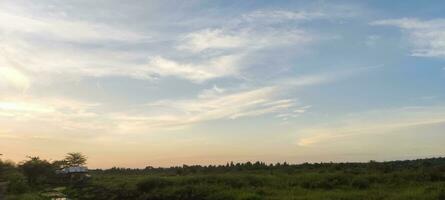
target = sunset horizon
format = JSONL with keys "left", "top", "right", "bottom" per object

{"left": 1, "top": 0, "right": 445, "bottom": 169}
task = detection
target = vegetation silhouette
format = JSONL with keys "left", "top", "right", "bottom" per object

{"left": 1, "top": 153, "right": 445, "bottom": 199}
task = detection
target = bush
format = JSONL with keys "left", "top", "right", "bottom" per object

{"left": 19, "top": 157, "right": 55, "bottom": 186}
{"left": 6, "top": 172, "right": 29, "bottom": 194}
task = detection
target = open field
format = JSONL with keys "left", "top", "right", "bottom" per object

{"left": 2, "top": 155, "right": 445, "bottom": 199}
{"left": 61, "top": 158, "right": 445, "bottom": 199}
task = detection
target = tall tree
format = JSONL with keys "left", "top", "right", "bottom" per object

{"left": 64, "top": 152, "right": 87, "bottom": 167}
{"left": 19, "top": 156, "right": 54, "bottom": 185}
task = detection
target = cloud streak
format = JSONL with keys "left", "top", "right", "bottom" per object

{"left": 0, "top": 10, "right": 147, "bottom": 43}
{"left": 372, "top": 18, "right": 445, "bottom": 58}
{"left": 112, "top": 86, "right": 297, "bottom": 132}
{"left": 145, "top": 55, "right": 241, "bottom": 82}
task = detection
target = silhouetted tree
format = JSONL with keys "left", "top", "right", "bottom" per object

{"left": 64, "top": 152, "right": 87, "bottom": 167}
{"left": 19, "top": 156, "right": 54, "bottom": 185}
{"left": 52, "top": 159, "right": 68, "bottom": 170}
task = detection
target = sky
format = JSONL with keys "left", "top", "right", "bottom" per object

{"left": 0, "top": 0, "right": 444, "bottom": 168}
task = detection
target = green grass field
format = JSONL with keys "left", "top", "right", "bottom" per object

{"left": 64, "top": 159, "right": 445, "bottom": 200}
{"left": 2, "top": 158, "right": 445, "bottom": 200}
{"left": 76, "top": 172, "right": 445, "bottom": 200}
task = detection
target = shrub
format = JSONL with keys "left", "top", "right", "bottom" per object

{"left": 6, "top": 172, "right": 29, "bottom": 194}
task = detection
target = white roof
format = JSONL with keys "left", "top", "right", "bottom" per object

{"left": 59, "top": 166, "right": 88, "bottom": 174}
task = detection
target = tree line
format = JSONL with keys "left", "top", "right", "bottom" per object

{"left": 95, "top": 157, "right": 445, "bottom": 176}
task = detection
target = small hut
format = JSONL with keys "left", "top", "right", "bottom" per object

{"left": 57, "top": 166, "right": 88, "bottom": 174}
{"left": 56, "top": 166, "right": 90, "bottom": 183}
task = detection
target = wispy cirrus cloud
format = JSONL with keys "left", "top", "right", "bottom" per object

{"left": 111, "top": 66, "right": 372, "bottom": 132}
{"left": 372, "top": 18, "right": 445, "bottom": 58}
{"left": 0, "top": 86, "right": 297, "bottom": 135}
{"left": 172, "top": 9, "right": 319, "bottom": 82}
{"left": 0, "top": 1, "right": 362, "bottom": 138}
{"left": 177, "top": 9, "right": 321, "bottom": 54}
{"left": 0, "top": 5, "right": 318, "bottom": 85}
{"left": 0, "top": 10, "right": 148, "bottom": 43}
{"left": 0, "top": 96, "right": 109, "bottom": 140}
{"left": 177, "top": 28, "right": 312, "bottom": 53}
{"left": 145, "top": 55, "right": 241, "bottom": 82}
{"left": 0, "top": 38, "right": 150, "bottom": 81}
{"left": 242, "top": 10, "right": 325, "bottom": 23}
{"left": 112, "top": 86, "right": 297, "bottom": 132}
{"left": 0, "top": 2, "right": 151, "bottom": 89}
{"left": 177, "top": 29, "right": 246, "bottom": 53}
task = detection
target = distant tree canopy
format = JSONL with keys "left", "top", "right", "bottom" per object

{"left": 19, "top": 156, "right": 54, "bottom": 185}
{"left": 95, "top": 157, "right": 445, "bottom": 177}
{"left": 64, "top": 152, "right": 87, "bottom": 167}
{"left": 0, "top": 159, "right": 16, "bottom": 181}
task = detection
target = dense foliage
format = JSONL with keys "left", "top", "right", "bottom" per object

{"left": 1, "top": 156, "right": 445, "bottom": 199}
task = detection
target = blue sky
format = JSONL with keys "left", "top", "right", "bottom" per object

{"left": 0, "top": 0, "right": 444, "bottom": 168}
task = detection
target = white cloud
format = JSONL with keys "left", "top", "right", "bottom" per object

{"left": 108, "top": 86, "right": 304, "bottom": 133}
{"left": 139, "top": 66, "right": 359, "bottom": 129}
{"left": 0, "top": 2, "right": 373, "bottom": 139}
{"left": 241, "top": 5, "right": 361, "bottom": 24}
{"left": 174, "top": 25, "right": 312, "bottom": 82}
{"left": 0, "top": 101, "right": 53, "bottom": 114}
{"left": 0, "top": 96, "right": 110, "bottom": 138}
{"left": 0, "top": 85, "right": 298, "bottom": 135}
{"left": 0, "top": 42, "right": 30, "bottom": 91}
{"left": 177, "top": 29, "right": 245, "bottom": 52}
{"left": 0, "top": 2, "right": 150, "bottom": 85}
{"left": 0, "top": 97, "right": 98, "bottom": 118}
{"left": 178, "top": 28, "right": 312, "bottom": 53}
{"left": 130, "top": 66, "right": 372, "bottom": 126}
{"left": 242, "top": 10, "right": 325, "bottom": 23}
{"left": 177, "top": 9, "right": 320, "bottom": 54}
{"left": 198, "top": 85, "right": 226, "bottom": 98}
{"left": 276, "top": 65, "right": 380, "bottom": 88}
{"left": 146, "top": 55, "right": 241, "bottom": 82}
{"left": 0, "top": 11, "right": 147, "bottom": 43}
{"left": 0, "top": 5, "right": 320, "bottom": 84}
{"left": 111, "top": 68, "right": 354, "bottom": 133}
{"left": 0, "top": 36, "right": 157, "bottom": 81}
{"left": 0, "top": 66, "right": 30, "bottom": 91}
{"left": 372, "top": 18, "right": 445, "bottom": 57}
